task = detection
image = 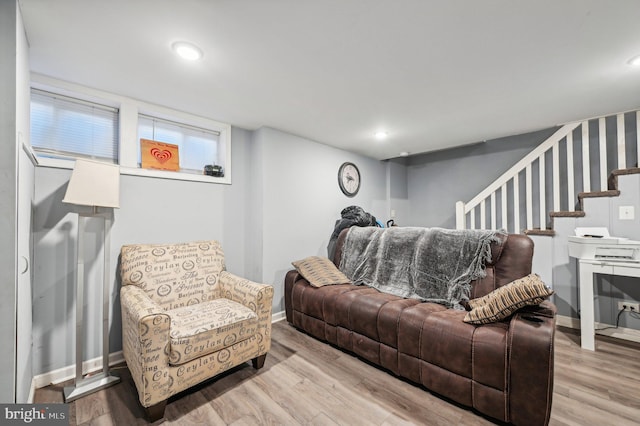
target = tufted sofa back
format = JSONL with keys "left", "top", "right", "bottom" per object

{"left": 120, "top": 240, "right": 226, "bottom": 311}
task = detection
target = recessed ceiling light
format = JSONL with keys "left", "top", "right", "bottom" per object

{"left": 172, "top": 41, "right": 203, "bottom": 61}
{"left": 627, "top": 55, "right": 640, "bottom": 66}
{"left": 374, "top": 131, "right": 388, "bottom": 140}
{"left": 399, "top": 151, "right": 409, "bottom": 157}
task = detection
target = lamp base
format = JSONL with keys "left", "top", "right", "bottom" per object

{"left": 63, "top": 372, "right": 120, "bottom": 402}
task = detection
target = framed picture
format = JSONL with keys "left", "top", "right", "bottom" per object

{"left": 140, "top": 139, "right": 180, "bottom": 171}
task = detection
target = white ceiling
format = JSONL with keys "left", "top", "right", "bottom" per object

{"left": 18, "top": 0, "right": 640, "bottom": 160}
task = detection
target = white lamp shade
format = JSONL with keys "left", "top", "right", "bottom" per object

{"left": 63, "top": 159, "right": 120, "bottom": 208}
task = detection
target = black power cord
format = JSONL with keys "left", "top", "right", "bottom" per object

{"left": 595, "top": 307, "right": 626, "bottom": 332}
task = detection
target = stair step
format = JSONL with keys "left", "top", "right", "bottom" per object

{"left": 608, "top": 167, "right": 640, "bottom": 190}
{"left": 524, "top": 229, "right": 556, "bottom": 236}
{"left": 578, "top": 190, "right": 620, "bottom": 199}
{"left": 549, "top": 211, "right": 586, "bottom": 218}
{"left": 538, "top": 169, "right": 638, "bottom": 235}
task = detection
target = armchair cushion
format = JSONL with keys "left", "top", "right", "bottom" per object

{"left": 168, "top": 298, "right": 258, "bottom": 365}
{"left": 120, "top": 241, "right": 226, "bottom": 311}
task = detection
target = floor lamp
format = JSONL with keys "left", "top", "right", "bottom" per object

{"left": 63, "top": 158, "right": 121, "bottom": 402}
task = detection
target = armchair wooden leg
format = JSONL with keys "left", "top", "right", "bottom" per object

{"left": 252, "top": 354, "right": 267, "bottom": 369}
{"left": 145, "top": 400, "right": 167, "bottom": 423}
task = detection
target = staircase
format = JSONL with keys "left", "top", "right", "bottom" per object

{"left": 455, "top": 110, "right": 640, "bottom": 234}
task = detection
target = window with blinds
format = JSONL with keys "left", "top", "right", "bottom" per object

{"left": 30, "top": 89, "right": 119, "bottom": 162}
{"left": 138, "top": 114, "right": 222, "bottom": 175}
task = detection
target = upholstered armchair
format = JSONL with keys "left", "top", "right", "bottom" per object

{"left": 119, "top": 241, "right": 273, "bottom": 422}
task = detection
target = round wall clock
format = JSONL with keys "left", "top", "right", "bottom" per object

{"left": 338, "top": 162, "right": 361, "bottom": 197}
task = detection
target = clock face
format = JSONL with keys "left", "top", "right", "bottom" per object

{"left": 338, "top": 162, "right": 361, "bottom": 197}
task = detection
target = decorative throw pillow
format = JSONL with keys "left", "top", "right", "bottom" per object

{"left": 463, "top": 273, "right": 554, "bottom": 324}
{"left": 292, "top": 256, "right": 351, "bottom": 288}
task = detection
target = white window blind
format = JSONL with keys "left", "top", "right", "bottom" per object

{"left": 138, "top": 114, "right": 222, "bottom": 175}
{"left": 30, "top": 89, "right": 119, "bottom": 162}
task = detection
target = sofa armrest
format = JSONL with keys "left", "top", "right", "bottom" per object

{"left": 507, "top": 307, "right": 556, "bottom": 426}
{"left": 120, "top": 285, "right": 171, "bottom": 407}
{"left": 284, "top": 270, "right": 302, "bottom": 323}
{"left": 519, "top": 300, "right": 557, "bottom": 318}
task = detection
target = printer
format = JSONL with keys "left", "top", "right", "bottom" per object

{"left": 568, "top": 227, "right": 640, "bottom": 262}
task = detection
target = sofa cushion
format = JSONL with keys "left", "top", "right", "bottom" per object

{"left": 334, "top": 289, "right": 410, "bottom": 344}
{"left": 292, "top": 256, "right": 351, "bottom": 287}
{"left": 167, "top": 298, "right": 257, "bottom": 365}
{"left": 463, "top": 273, "right": 553, "bottom": 324}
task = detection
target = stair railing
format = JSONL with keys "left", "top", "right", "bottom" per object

{"left": 456, "top": 110, "right": 640, "bottom": 233}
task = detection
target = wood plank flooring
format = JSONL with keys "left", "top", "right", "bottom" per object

{"left": 34, "top": 322, "right": 640, "bottom": 425}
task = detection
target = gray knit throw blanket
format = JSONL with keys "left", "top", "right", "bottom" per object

{"left": 339, "top": 227, "right": 503, "bottom": 310}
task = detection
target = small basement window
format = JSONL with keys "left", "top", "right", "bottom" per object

{"left": 30, "top": 76, "right": 232, "bottom": 184}
{"left": 30, "top": 89, "right": 119, "bottom": 162}
{"left": 138, "top": 114, "right": 225, "bottom": 177}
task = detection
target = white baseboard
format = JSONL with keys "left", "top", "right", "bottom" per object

{"left": 32, "top": 312, "right": 289, "bottom": 392}
{"left": 555, "top": 315, "right": 581, "bottom": 329}
{"left": 33, "top": 351, "right": 125, "bottom": 389}
{"left": 27, "top": 378, "right": 36, "bottom": 403}
{"left": 272, "top": 310, "right": 286, "bottom": 323}
{"left": 556, "top": 314, "right": 640, "bottom": 344}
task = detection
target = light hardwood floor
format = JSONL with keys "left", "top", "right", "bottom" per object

{"left": 34, "top": 322, "right": 640, "bottom": 425}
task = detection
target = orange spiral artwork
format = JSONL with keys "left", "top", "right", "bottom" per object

{"left": 150, "top": 148, "right": 173, "bottom": 164}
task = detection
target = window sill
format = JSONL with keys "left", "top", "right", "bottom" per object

{"left": 36, "top": 156, "right": 231, "bottom": 185}
{"left": 121, "top": 167, "right": 230, "bottom": 184}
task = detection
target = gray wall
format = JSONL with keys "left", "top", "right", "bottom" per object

{"left": 405, "top": 127, "right": 559, "bottom": 228}
{"left": 387, "top": 158, "right": 410, "bottom": 226}
{"left": 251, "top": 127, "right": 388, "bottom": 312}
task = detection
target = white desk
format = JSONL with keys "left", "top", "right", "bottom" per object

{"left": 576, "top": 259, "right": 640, "bottom": 350}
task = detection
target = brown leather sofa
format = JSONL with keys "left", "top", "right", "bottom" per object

{"left": 284, "top": 229, "right": 556, "bottom": 426}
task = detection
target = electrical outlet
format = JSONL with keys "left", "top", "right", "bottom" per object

{"left": 619, "top": 205, "right": 635, "bottom": 220}
{"left": 617, "top": 300, "right": 640, "bottom": 312}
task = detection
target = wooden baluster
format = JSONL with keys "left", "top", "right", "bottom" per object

{"left": 490, "top": 192, "right": 496, "bottom": 230}
{"left": 513, "top": 174, "right": 520, "bottom": 233}
{"left": 553, "top": 141, "right": 560, "bottom": 211}
{"left": 567, "top": 132, "right": 575, "bottom": 211}
{"left": 539, "top": 154, "right": 546, "bottom": 230}
{"left": 582, "top": 121, "right": 590, "bottom": 192}
{"left": 599, "top": 117, "right": 607, "bottom": 191}
{"left": 618, "top": 113, "right": 626, "bottom": 169}
{"left": 526, "top": 164, "right": 533, "bottom": 230}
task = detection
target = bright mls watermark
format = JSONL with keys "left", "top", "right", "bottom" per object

{"left": 0, "top": 404, "right": 68, "bottom": 425}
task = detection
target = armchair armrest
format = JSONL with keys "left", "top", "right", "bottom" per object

{"left": 507, "top": 306, "right": 556, "bottom": 426}
{"left": 120, "top": 285, "right": 171, "bottom": 406}
{"left": 121, "top": 285, "right": 166, "bottom": 323}
{"left": 219, "top": 271, "right": 275, "bottom": 354}
{"left": 219, "top": 271, "right": 274, "bottom": 317}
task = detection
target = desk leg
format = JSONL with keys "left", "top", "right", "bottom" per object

{"left": 579, "top": 262, "right": 595, "bottom": 350}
